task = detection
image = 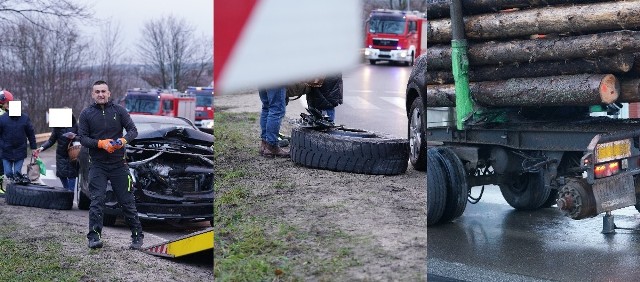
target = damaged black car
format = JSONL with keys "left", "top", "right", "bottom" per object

{"left": 77, "top": 115, "right": 214, "bottom": 226}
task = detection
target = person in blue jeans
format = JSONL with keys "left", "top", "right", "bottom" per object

{"left": 259, "top": 87, "right": 289, "bottom": 158}
{"left": 0, "top": 92, "right": 37, "bottom": 179}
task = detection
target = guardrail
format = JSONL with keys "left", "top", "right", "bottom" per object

{"left": 35, "top": 133, "right": 51, "bottom": 143}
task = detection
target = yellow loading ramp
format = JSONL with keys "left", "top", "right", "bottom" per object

{"left": 142, "top": 227, "right": 213, "bottom": 258}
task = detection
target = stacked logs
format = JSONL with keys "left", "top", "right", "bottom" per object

{"left": 425, "top": 0, "right": 640, "bottom": 108}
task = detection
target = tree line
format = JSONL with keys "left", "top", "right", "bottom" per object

{"left": 0, "top": 0, "right": 212, "bottom": 133}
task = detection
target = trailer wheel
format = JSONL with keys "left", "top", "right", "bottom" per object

{"left": 434, "top": 147, "right": 468, "bottom": 223}
{"left": 408, "top": 97, "right": 427, "bottom": 171}
{"left": 6, "top": 183, "right": 73, "bottom": 210}
{"left": 499, "top": 171, "right": 550, "bottom": 210}
{"left": 427, "top": 148, "right": 447, "bottom": 226}
{"left": 541, "top": 188, "right": 558, "bottom": 208}
{"left": 290, "top": 126, "right": 409, "bottom": 175}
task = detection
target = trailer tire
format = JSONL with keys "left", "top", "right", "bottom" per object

{"left": 408, "top": 97, "right": 427, "bottom": 171}
{"left": 5, "top": 183, "right": 73, "bottom": 210}
{"left": 499, "top": 171, "right": 550, "bottom": 210}
{"left": 427, "top": 148, "right": 447, "bottom": 226}
{"left": 435, "top": 147, "right": 468, "bottom": 223}
{"left": 541, "top": 188, "right": 558, "bottom": 208}
{"left": 290, "top": 126, "right": 409, "bottom": 175}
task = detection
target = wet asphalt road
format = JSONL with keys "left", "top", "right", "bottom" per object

{"left": 428, "top": 186, "right": 640, "bottom": 282}
{"left": 286, "top": 61, "right": 412, "bottom": 139}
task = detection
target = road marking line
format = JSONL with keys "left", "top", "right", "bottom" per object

{"left": 343, "top": 97, "right": 380, "bottom": 109}
{"left": 380, "top": 97, "right": 406, "bottom": 109}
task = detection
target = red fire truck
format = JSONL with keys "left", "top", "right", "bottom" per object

{"left": 122, "top": 88, "right": 196, "bottom": 122}
{"left": 185, "top": 86, "right": 214, "bottom": 133}
{"left": 364, "top": 9, "right": 426, "bottom": 66}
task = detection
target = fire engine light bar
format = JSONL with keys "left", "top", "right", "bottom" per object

{"left": 595, "top": 139, "right": 631, "bottom": 163}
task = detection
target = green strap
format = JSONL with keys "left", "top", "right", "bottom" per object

{"left": 451, "top": 39, "right": 473, "bottom": 130}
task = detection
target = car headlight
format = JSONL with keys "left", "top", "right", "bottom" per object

{"left": 201, "top": 119, "right": 214, "bottom": 128}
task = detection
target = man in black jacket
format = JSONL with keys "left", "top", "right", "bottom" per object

{"left": 78, "top": 80, "right": 143, "bottom": 250}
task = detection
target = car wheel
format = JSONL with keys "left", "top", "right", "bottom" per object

{"left": 290, "top": 126, "right": 409, "bottom": 175}
{"left": 369, "top": 59, "right": 377, "bottom": 65}
{"left": 6, "top": 183, "right": 73, "bottom": 210}
{"left": 408, "top": 97, "right": 427, "bottom": 171}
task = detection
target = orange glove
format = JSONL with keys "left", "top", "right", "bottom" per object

{"left": 112, "top": 138, "right": 127, "bottom": 150}
{"left": 98, "top": 139, "right": 115, "bottom": 153}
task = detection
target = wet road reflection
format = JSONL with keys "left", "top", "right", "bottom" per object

{"left": 428, "top": 187, "right": 640, "bottom": 281}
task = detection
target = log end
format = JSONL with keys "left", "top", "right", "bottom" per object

{"left": 599, "top": 74, "right": 620, "bottom": 104}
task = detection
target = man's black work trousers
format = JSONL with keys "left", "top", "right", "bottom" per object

{"left": 86, "top": 161, "right": 143, "bottom": 240}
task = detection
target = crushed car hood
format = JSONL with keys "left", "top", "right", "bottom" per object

{"left": 132, "top": 127, "right": 214, "bottom": 147}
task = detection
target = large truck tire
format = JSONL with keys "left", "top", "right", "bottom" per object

{"left": 427, "top": 148, "right": 447, "bottom": 226}
{"left": 435, "top": 147, "right": 468, "bottom": 223}
{"left": 499, "top": 171, "right": 550, "bottom": 210}
{"left": 408, "top": 97, "right": 427, "bottom": 171}
{"left": 290, "top": 126, "right": 409, "bottom": 175}
{"left": 6, "top": 183, "right": 73, "bottom": 210}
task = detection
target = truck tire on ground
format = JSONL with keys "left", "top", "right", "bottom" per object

{"left": 408, "top": 97, "right": 427, "bottom": 171}
{"left": 427, "top": 148, "right": 447, "bottom": 226}
{"left": 499, "top": 171, "right": 550, "bottom": 210}
{"left": 6, "top": 183, "right": 73, "bottom": 210}
{"left": 290, "top": 126, "right": 409, "bottom": 175}
{"left": 435, "top": 147, "right": 468, "bottom": 223}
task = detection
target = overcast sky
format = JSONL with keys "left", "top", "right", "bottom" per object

{"left": 82, "top": 0, "right": 213, "bottom": 58}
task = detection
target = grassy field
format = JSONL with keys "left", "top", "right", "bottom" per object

{"left": 0, "top": 217, "right": 93, "bottom": 281}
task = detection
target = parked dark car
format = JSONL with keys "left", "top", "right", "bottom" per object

{"left": 77, "top": 114, "right": 214, "bottom": 226}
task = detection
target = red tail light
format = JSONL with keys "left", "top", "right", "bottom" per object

{"left": 594, "top": 161, "right": 621, "bottom": 179}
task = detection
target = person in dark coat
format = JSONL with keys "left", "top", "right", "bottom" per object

{"left": 305, "top": 73, "right": 343, "bottom": 122}
{"left": 33, "top": 114, "right": 79, "bottom": 191}
{"left": 0, "top": 93, "right": 37, "bottom": 179}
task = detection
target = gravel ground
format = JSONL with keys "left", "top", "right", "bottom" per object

{"left": 214, "top": 92, "right": 427, "bottom": 280}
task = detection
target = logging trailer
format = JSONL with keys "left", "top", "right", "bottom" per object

{"left": 417, "top": 0, "right": 640, "bottom": 233}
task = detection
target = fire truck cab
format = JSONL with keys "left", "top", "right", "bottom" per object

{"left": 364, "top": 9, "right": 425, "bottom": 66}
{"left": 123, "top": 88, "right": 196, "bottom": 122}
{"left": 185, "top": 86, "right": 214, "bottom": 133}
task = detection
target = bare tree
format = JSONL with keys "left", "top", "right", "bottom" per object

{"left": 0, "top": 0, "right": 91, "bottom": 29}
{"left": 137, "top": 15, "right": 212, "bottom": 90}
{"left": 0, "top": 18, "right": 90, "bottom": 133}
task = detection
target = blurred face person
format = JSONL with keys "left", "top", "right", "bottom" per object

{"left": 92, "top": 82, "right": 111, "bottom": 105}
